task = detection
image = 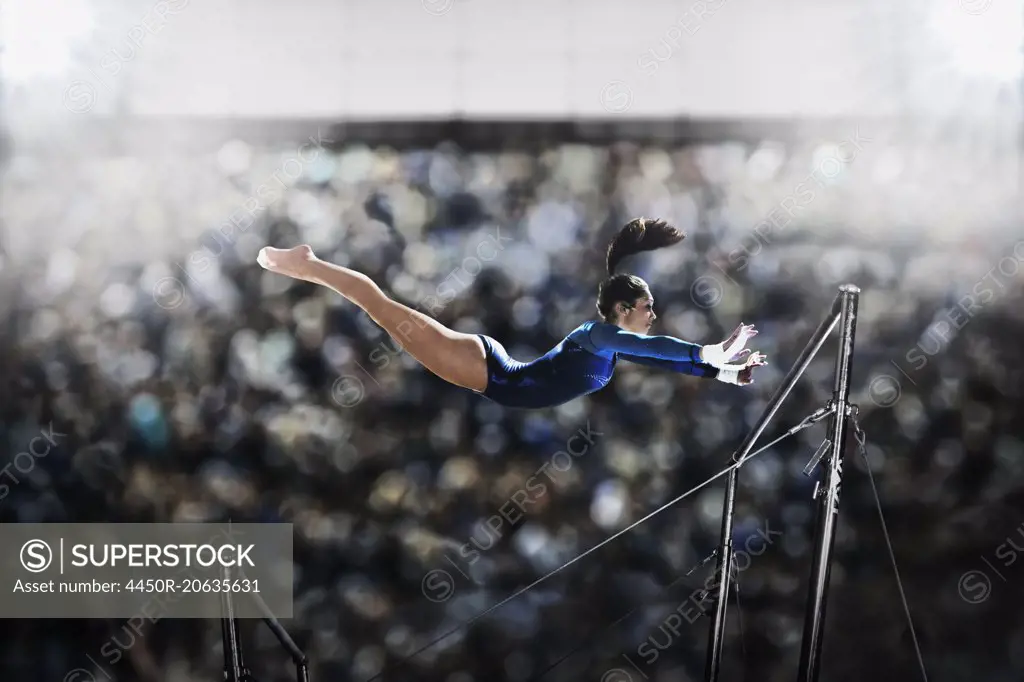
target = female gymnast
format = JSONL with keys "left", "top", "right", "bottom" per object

{"left": 257, "top": 218, "right": 767, "bottom": 409}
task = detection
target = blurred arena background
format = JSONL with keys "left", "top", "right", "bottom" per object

{"left": 1, "top": 0, "right": 1024, "bottom": 681}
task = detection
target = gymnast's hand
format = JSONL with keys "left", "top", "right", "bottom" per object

{"left": 257, "top": 244, "right": 318, "bottom": 280}
{"left": 700, "top": 323, "right": 759, "bottom": 368}
{"left": 716, "top": 350, "right": 768, "bottom": 386}
{"left": 736, "top": 351, "right": 768, "bottom": 385}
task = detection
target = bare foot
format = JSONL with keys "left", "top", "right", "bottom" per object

{"left": 257, "top": 245, "right": 318, "bottom": 280}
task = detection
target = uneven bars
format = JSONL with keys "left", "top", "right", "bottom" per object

{"left": 704, "top": 287, "right": 845, "bottom": 682}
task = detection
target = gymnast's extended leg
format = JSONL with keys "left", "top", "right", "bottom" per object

{"left": 258, "top": 245, "right": 489, "bottom": 392}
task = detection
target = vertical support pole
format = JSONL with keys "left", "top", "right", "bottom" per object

{"left": 703, "top": 468, "right": 737, "bottom": 682}
{"left": 704, "top": 289, "right": 845, "bottom": 682}
{"left": 796, "top": 284, "right": 860, "bottom": 682}
{"left": 221, "top": 563, "right": 244, "bottom": 682}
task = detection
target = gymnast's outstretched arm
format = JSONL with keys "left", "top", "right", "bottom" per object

{"left": 616, "top": 353, "right": 719, "bottom": 378}
{"left": 589, "top": 323, "right": 706, "bottom": 362}
{"left": 617, "top": 350, "right": 766, "bottom": 386}
{"left": 590, "top": 322, "right": 766, "bottom": 385}
{"left": 588, "top": 322, "right": 758, "bottom": 365}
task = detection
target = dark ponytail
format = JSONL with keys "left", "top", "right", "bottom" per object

{"left": 605, "top": 217, "right": 684, "bottom": 276}
{"left": 597, "top": 218, "right": 685, "bottom": 322}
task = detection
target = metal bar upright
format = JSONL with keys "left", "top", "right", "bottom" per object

{"left": 221, "top": 563, "right": 244, "bottom": 682}
{"left": 795, "top": 284, "right": 860, "bottom": 682}
{"left": 704, "top": 289, "right": 845, "bottom": 682}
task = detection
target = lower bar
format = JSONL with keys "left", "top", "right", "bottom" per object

{"left": 795, "top": 284, "right": 860, "bottom": 682}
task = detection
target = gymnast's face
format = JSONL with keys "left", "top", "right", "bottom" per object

{"left": 615, "top": 291, "right": 656, "bottom": 335}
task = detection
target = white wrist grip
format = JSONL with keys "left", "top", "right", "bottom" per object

{"left": 702, "top": 329, "right": 752, "bottom": 369}
{"left": 701, "top": 343, "right": 735, "bottom": 368}
{"left": 715, "top": 367, "right": 742, "bottom": 385}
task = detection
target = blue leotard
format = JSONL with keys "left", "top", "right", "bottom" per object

{"left": 475, "top": 321, "right": 719, "bottom": 409}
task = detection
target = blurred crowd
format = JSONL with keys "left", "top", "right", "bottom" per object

{"left": 1, "top": 124, "right": 1023, "bottom": 682}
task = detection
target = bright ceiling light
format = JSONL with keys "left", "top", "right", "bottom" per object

{"left": 0, "top": 0, "right": 96, "bottom": 84}
{"left": 929, "top": 0, "right": 1023, "bottom": 82}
